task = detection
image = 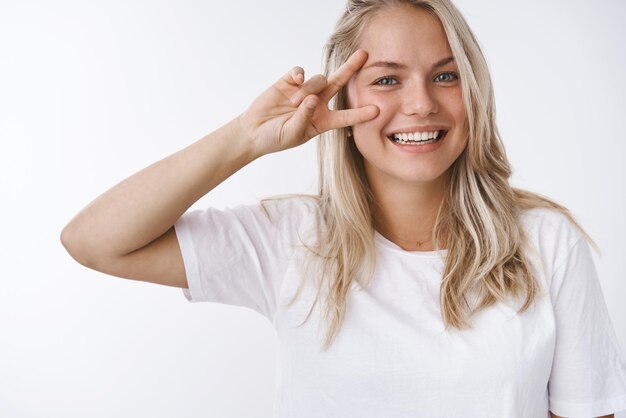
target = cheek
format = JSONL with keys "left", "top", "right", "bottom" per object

{"left": 456, "top": 108, "right": 469, "bottom": 139}
{"left": 449, "top": 91, "right": 466, "bottom": 122}
{"left": 352, "top": 132, "right": 379, "bottom": 162}
{"left": 440, "top": 91, "right": 467, "bottom": 136}
{"left": 347, "top": 82, "right": 393, "bottom": 113}
{"left": 354, "top": 89, "right": 392, "bottom": 110}
{"left": 350, "top": 91, "right": 395, "bottom": 134}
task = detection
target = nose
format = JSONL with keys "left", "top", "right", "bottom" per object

{"left": 401, "top": 80, "right": 439, "bottom": 117}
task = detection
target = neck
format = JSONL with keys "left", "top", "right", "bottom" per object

{"left": 368, "top": 172, "right": 449, "bottom": 252}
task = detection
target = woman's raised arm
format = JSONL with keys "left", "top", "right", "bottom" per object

{"left": 60, "top": 50, "right": 378, "bottom": 287}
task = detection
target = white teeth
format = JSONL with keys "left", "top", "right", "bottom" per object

{"left": 391, "top": 130, "right": 442, "bottom": 142}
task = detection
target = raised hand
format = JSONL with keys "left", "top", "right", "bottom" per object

{"left": 236, "top": 49, "right": 379, "bottom": 156}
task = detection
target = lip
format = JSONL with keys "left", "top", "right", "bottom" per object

{"left": 387, "top": 130, "right": 448, "bottom": 154}
{"left": 386, "top": 125, "right": 448, "bottom": 136}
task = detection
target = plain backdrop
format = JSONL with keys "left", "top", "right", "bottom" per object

{"left": 1, "top": 0, "right": 625, "bottom": 417}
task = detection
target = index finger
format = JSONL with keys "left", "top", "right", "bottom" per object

{"left": 318, "top": 49, "right": 369, "bottom": 104}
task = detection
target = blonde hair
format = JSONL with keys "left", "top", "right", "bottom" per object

{"left": 264, "top": 0, "right": 598, "bottom": 351}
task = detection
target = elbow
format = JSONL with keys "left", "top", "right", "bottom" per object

{"left": 60, "top": 224, "right": 95, "bottom": 268}
{"left": 60, "top": 224, "right": 75, "bottom": 256}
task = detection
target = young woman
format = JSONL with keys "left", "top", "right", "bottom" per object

{"left": 61, "top": 0, "right": 626, "bottom": 416}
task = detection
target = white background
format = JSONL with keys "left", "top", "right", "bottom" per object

{"left": 1, "top": 0, "right": 625, "bottom": 417}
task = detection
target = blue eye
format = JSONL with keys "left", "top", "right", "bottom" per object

{"left": 434, "top": 72, "right": 459, "bottom": 82}
{"left": 374, "top": 76, "right": 398, "bottom": 86}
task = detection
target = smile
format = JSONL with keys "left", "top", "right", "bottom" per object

{"left": 387, "top": 130, "right": 448, "bottom": 145}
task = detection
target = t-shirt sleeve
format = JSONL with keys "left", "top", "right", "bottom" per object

{"left": 548, "top": 236, "right": 626, "bottom": 417}
{"left": 173, "top": 198, "right": 315, "bottom": 322}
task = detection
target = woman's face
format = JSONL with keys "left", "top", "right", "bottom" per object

{"left": 346, "top": 4, "right": 468, "bottom": 188}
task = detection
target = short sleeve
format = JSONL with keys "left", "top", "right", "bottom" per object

{"left": 548, "top": 237, "right": 626, "bottom": 417}
{"left": 173, "top": 197, "right": 317, "bottom": 322}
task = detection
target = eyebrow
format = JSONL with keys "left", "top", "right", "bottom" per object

{"left": 361, "top": 56, "right": 455, "bottom": 71}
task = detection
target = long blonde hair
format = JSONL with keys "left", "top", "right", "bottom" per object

{"left": 264, "top": 0, "right": 597, "bottom": 351}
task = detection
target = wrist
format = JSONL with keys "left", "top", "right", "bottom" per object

{"left": 229, "top": 113, "right": 265, "bottom": 162}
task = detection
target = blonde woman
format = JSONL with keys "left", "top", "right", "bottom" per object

{"left": 61, "top": 0, "right": 626, "bottom": 416}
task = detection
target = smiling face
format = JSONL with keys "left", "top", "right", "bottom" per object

{"left": 346, "top": 4, "right": 468, "bottom": 190}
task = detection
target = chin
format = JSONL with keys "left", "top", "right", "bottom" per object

{"left": 394, "top": 163, "right": 451, "bottom": 184}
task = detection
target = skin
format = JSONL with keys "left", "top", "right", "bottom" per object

{"left": 287, "top": 8, "right": 615, "bottom": 418}
{"left": 60, "top": 51, "right": 380, "bottom": 283}
{"left": 60, "top": 7, "right": 615, "bottom": 417}
{"left": 345, "top": 5, "right": 616, "bottom": 417}
{"left": 346, "top": 4, "right": 468, "bottom": 251}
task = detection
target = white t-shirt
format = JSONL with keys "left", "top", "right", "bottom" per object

{"left": 174, "top": 195, "right": 626, "bottom": 417}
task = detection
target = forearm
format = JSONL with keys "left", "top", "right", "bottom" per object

{"left": 61, "top": 116, "right": 258, "bottom": 263}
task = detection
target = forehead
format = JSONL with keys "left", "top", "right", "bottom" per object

{"left": 358, "top": 5, "right": 451, "bottom": 62}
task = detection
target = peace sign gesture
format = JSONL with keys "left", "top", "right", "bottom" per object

{"left": 236, "top": 49, "right": 379, "bottom": 157}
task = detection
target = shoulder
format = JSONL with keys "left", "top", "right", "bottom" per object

{"left": 518, "top": 207, "right": 590, "bottom": 276}
{"left": 519, "top": 207, "right": 584, "bottom": 245}
{"left": 183, "top": 194, "right": 322, "bottom": 237}
{"left": 258, "top": 193, "right": 323, "bottom": 221}
{"left": 253, "top": 194, "right": 324, "bottom": 246}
